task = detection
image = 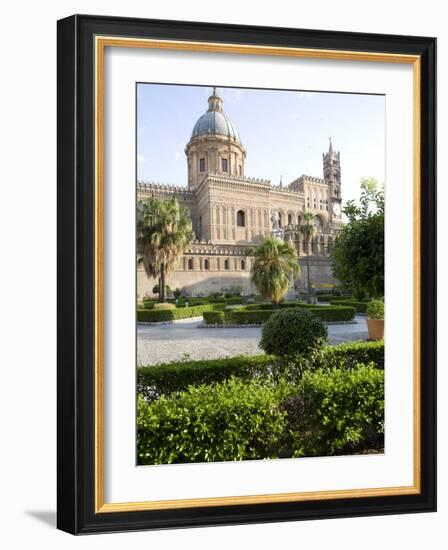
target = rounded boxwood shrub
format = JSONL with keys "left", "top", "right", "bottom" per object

{"left": 260, "top": 308, "right": 327, "bottom": 357}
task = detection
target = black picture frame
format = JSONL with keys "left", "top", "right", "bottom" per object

{"left": 57, "top": 14, "right": 436, "bottom": 535}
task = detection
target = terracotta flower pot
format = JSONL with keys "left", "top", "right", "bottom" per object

{"left": 366, "top": 318, "right": 384, "bottom": 340}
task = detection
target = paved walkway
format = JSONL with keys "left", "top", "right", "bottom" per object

{"left": 137, "top": 315, "right": 368, "bottom": 366}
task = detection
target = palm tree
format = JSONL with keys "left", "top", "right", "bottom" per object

{"left": 250, "top": 236, "right": 300, "bottom": 305}
{"left": 137, "top": 197, "right": 194, "bottom": 302}
{"left": 299, "top": 212, "right": 316, "bottom": 296}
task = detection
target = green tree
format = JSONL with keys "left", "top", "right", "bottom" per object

{"left": 249, "top": 236, "right": 300, "bottom": 305}
{"left": 330, "top": 178, "right": 384, "bottom": 299}
{"left": 137, "top": 197, "right": 194, "bottom": 302}
{"left": 299, "top": 211, "right": 317, "bottom": 293}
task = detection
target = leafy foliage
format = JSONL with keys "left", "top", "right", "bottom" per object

{"left": 330, "top": 178, "right": 384, "bottom": 298}
{"left": 309, "top": 340, "right": 384, "bottom": 371}
{"left": 173, "top": 288, "right": 182, "bottom": 299}
{"left": 281, "top": 364, "right": 384, "bottom": 456}
{"left": 137, "top": 364, "right": 385, "bottom": 464}
{"left": 260, "top": 308, "right": 327, "bottom": 357}
{"left": 249, "top": 237, "right": 300, "bottom": 304}
{"left": 366, "top": 299, "right": 385, "bottom": 319}
{"left": 137, "top": 377, "right": 291, "bottom": 464}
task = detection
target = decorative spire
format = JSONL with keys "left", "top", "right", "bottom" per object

{"left": 207, "top": 87, "right": 223, "bottom": 112}
{"left": 279, "top": 175, "right": 283, "bottom": 189}
{"left": 329, "top": 137, "right": 334, "bottom": 155}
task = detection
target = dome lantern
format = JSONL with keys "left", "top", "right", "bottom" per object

{"left": 190, "top": 87, "right": 242, "bottom": 143}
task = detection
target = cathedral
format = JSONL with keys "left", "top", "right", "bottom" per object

{"left": 137, "top": 87, "right": 344, "bottom": 298}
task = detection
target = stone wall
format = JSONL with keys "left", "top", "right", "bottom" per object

{"left": 137, "top": 267, "right": 255, "bottom": 298}
{"left": 137, "top": 256, "right": 336, "bottom": 298}
{"left": 297, "top": 256, "right": 336, "bottom": 289}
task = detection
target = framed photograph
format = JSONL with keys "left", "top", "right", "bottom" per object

{"left": 57, "top": 14, "right": 436, "bottom": 534}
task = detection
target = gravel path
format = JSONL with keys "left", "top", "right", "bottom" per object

{"left": 137, "top": 315, "right": 368, "bottom": 366}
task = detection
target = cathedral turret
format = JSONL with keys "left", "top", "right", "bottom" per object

{"left": 185, "top": 87, "right": 246, "bottom": 189}
{"left": 323, "top": 137, "right": 341, "bottom": 184}
{"left": 323, "top": 138, "right": 342, "bottom": 220}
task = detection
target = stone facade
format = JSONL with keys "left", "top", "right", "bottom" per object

{"left": 137, "top": 88, "right": 344, "bottom": 298}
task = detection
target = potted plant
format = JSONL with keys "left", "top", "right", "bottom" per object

{"left": 366, "top": 300, "right": 384, "bottom": 340}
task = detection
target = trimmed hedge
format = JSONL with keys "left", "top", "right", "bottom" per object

{"left": 223, "top": 296, "right": 243, "bottom": 305}
{"left": 152, "top": 302, "right": 175, "bottom": 311}
{"left": 137, "top": 340, "right": 384, "bottom": 401}
{"left": 137, "top": 365, "right": 384, "bottom": 464}
{"left": 310, "top": 340, "right": 385, "bottom": 370}
{"left": 202, "top": 310, "right": 225, "bottom": 325}
{"left": 203, "top": 302, "right": 355, "bottom": 324}
{"left": 170, "top": 296, "right": 243, "bottom": 308}
{"left": 226, "top": 309, "right": 275, "bottom": 325}
{"left": 330, "top": 298, "right": 370, "bottom": 313}
{"left": 316, "top": 295, "right": 332, "bottom": 302}
{"left": 137, "top": 303, "right": 224, "bottom": 323}
{"left": 138, "top": 354, "right": 276, "bottom": 401}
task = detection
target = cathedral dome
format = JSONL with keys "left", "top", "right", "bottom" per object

{"left": 191, "top": 88, "right": 241, "bottom": 143}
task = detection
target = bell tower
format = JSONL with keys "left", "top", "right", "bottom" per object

{"left": 323, "top": 138, "right": 342, "bottom": 219}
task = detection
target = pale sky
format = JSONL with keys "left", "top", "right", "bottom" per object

{"left": 137, "top": 83, "right": 385, "bottom": 204}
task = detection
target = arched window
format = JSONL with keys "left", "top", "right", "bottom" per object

{"left": 204, "top": 259, "right": 209, "bottom": 270}
{"left": 241, "top": 260, "right": 245, "bottom": 270}
{"left": 236, "top": 210, "right": 245, "bottom": 227}
{"left": 278, "top": 213, "right": 282, "bottom": 227}
{"left": 188, "top": 258, "right": 193, "bottom": 270}
{"left": 224, "top": 259, "right": 229, "bottom": 270}
{"left": 288, "top": 213, "right": 292, "bottom": 225}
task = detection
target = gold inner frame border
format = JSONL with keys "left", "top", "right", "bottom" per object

{"left": 94, "top": 36, "right": 421, "bottom": 514}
